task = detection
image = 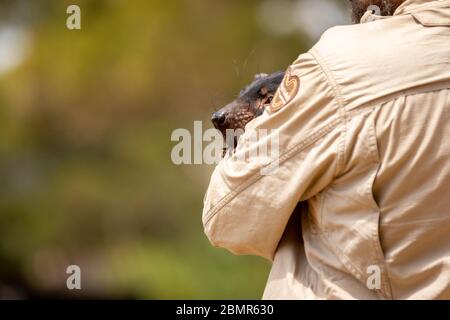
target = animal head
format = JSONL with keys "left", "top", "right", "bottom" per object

{"left": 211, "top": 71, "right": 285, "bottom": 144}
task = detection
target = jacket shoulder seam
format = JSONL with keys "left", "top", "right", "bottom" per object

{"left": 309, "top": 47, "right": 347, "bottom": 111}
{"left": 309, "top": 48, "right": 347, "bottom": 177}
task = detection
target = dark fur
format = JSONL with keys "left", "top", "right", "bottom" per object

{"left": 211, "top": 72, "right": 285, "bottom": 148}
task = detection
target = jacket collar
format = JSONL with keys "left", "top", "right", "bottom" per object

{"left": 394, "top": 0, "right": 436, "bottom": 15}
{"left": 360, "top": 0, "right": 450, "bottom": 24}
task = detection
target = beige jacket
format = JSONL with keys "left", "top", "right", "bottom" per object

{"left": 203, "top": 0, "right": 450, "bottom": 299}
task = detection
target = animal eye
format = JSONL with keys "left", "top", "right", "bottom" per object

{"left": 263, "top": 95, "right": 273, "bottom": 105}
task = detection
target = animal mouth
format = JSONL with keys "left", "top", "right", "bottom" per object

{"left": 211, "top": 70, "right": 285, "bottom": 157}
{"left": 214, "top": 104, "right": 271, "bottom": 156}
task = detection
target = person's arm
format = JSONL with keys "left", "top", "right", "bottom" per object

{"left": 202, "top": 52, "right": 345, "bottom": 261}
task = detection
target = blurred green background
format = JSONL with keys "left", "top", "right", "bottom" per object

{"left": 0, "top": 0, "right": 349, "bottom": 299}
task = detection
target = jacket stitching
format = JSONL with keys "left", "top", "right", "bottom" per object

{"left": 310, "top": 48, "right": 347, "bottom": 177}
{"left": 309, "top": 48, "right": 346, "bottom": 110}
{"left": 204, "top": 116, "right": 343, "bottom": 225}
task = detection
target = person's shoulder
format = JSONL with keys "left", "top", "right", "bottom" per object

{"left": 307, "top": 18, "right": 407, "bottom": 86}
{"left": 303, "top": 16, "right": 436, "bottom": 110}
{"left": 310, "top": 15, "right": 417, "bottom": 67}
{"left": 311, "top": 23, "right": 379, "bottom": 63}
{"left": 318, "top": 23, "right": 363, "bottom": 45}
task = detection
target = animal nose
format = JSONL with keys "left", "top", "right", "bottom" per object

{"left": 211, "top": 111, "right": 226, "bottom": 129}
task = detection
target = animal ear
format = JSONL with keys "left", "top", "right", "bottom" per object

{"left": 259, "top": 86, "right": 269, "bottom": 96}
{"left": 254, "top": 73, "right": 268, "bottom": 81}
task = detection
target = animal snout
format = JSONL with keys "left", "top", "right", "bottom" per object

{"left": 211, "top": 111, "right": 226, "bottom": 130}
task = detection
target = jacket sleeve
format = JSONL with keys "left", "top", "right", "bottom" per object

{"left": 202, "top": 52, "right": 345, "bottom": 261}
